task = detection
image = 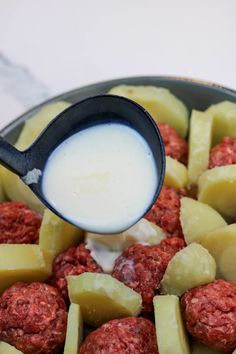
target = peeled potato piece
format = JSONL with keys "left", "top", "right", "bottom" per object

{"left": 188, "top": 110, "right": 213, "bottom": 185}
{"left": 0, "top": 244, "right": 51, "bottom": 294}
{"left": 2, "top": 101, "right": 70, "bottom": 213}
{"left": 0, "top": 166, "right": 7, "bottom": 202}
{"left": 201, "top": 224, "right": 236, "bottom": 281}
{"left": 180, "top": 197, "right": 227, "bottom": 245}
{"left": 153, "top": 295, "right": 190, "bottom": 354}
{"left": 0, "top": 342, "right": 23, "bottom": 354}
{"left": 68, "top": 273, "right": 142, "bottom": 327}
{"left": 192, "top": 341, "right": 224, "bottom": 354}
{"left": 123, "top": 218, "right": 166, "bottom": 245}
{"left": 63, "top": 303, "right": 83, "bottom": 354}
{"left": 86, "top": 218, "right": 165, "bottom": 252}
{"left": 85, "top": 219, "right": 165, "bottom": 272}
{"left": 39, "top": 209, "right": 83, "bottom": 264}
{"left": 206, "top": 101, "right": 236, "bottom": 145}
{"left": 164, "top": 156, "right": 188, "bottom": 188}
{"left": 198, "top": 165, "right": 236, "bottom": 220}
{"left": 2, "top": 167, "right": 45, "bottom": 214}
{"left": 108, "top": 85, "right": 189, "bottom": 137}
{"left": 16, "top": 101, "right": 70, "bottom": 150}
{"left": 161, "top": 243, "right": 216, "bottom": 296}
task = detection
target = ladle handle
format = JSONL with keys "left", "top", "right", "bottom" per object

{"left": 0, "top": 136, "right": 28, "bottom": 176}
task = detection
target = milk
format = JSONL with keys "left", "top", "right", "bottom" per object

{"left": 42, "top": 123, "right": 158, "bottom": 233}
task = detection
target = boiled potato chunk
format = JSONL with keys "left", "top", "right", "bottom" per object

{"left": 86, "top": 218, "right": 165, "bottom": 252}
{"left": 153, "top": 295, "right": 190, "bottom": 354}
{"left": 192, "top": 341, "right": 224, "bottom": 354}
{"left": 198, "top": 165, "right": 236, "bottom": 220}
{"left": 68, "top": 273, "right": 142, "bottom": 326}
{"left": 201, "top": 224, "right": 236, "bottom": 281}
{"left": 85, "top": 219, "right": 165, "bottom": 272}
{"left": 161, "top": 243, "right": 216, "bottom": 296}
{"left": 0, "top": 244, "right": 51, "bottom": 294}
{"left": 188, "top": 110, "right": 213, "bottom": 185}
{"left": 165, "top": 156, "right": 188, "bottom": 188}
{"left": 0, "top": 166, "right": 7, "bottom": 201}
{"left": 2, "top": 101, "right": 70, "bottom": 213}
{"left": 39, "top": 209, "right": 83, "bottom": 263}
{"left": 123, "top": 218, "right": 166, "bottom": 245}
{"left": 0, "top": 342, "right": 23, "bottom": 354}
{"left": 64, "top": 303, "right": 83, "bottom": 354}
{"left": 180, "top": 197, "right": 227, "bottom": 244}
{"left": 108, "top": 85, "right": 189, "bottom": 137}
{"left": 16, "top": 101, "right": 70, "bottom": 150}
{"left": 2, "top": 167, "right": 45, "bottom": 213}
{"left": 206, "top": 101, "right": 236, "bottom": 145}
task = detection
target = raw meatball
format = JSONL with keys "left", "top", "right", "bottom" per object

{"left": 158, "top": 123, "right": 188, "bottom": 164}
{"left": 112, "top": 238, "right": 184, "bottom": 314}
{"left": 145, "top": 185, "right": 186, "bottom": 238}
{"left": 79, "top": 317, "right": 158, "bottom": 354}
{"left": 49, "top": 243, "right": 103, "bottom": 301}
{"left": 0, "top": 282, "right": 67, "bottom": 354}
{"left": 181, "top": 279, "right": 236, "bottom": 353}
{"left": 158, "top": 236, "right": 186, "bottom": 255}
{"left": 209, "top": 137, "right": 236, "bottom": 168}
{"left": 0, "top": 201, "right": 42, "bottom": 244}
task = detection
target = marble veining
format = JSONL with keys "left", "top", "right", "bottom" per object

{"left": 0, "top": 52, "right": 50, "bottom": 109}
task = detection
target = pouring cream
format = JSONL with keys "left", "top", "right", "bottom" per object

{"left": 42, "top": 123, "right": 158, "bottom": 233}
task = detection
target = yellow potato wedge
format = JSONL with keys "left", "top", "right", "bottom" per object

{"left": 64, "top": 303, "right": 83, "bottom": 354}
{"left": 198, "top": 165, "right": 236, "bottom": 220}
{"left": 16, "top": 101, "right": 70, "bottom": 150}
{"left": 0, "top": 342, "right": 23, "bottom": 354}
{"left": 39, "top": 209, "right": 83, "bottom": 263}
{"left": 108, "top": 85, "right": 189, "bottom": 137}
{"left": 85, "top": 219, "right": 165, "bottom": 272}
{"left": 164, "top": 156, "right": 188, "bottom": 188}
{"left": 180, "top": 197, "right": 227, "bottom": 244}
{"left": 153, "top": 295, "right": 190, "bottom": 354}
{"left": 192, "top": 341, "right": 224, "bottom": 354}
{"left": 188, "top": 110, "right": 213, "bottom": 185}
{"left": 161, "top": 243, "right": 216, "bottom": 296}
{"left": 123, "top": 218, "right": 166, "bottom": 245}
{"left": 0, "top": 244, "right": 51, "bottom": 294}
{"left": 2, "top": 166, "right": 45, "bottom": 213}
{"left": 206, "top": 101, "right": 236, "bottom": 145}
{"left": 86, "top": 218, "right": 165, "bottom": 252}
{"left": 0, "top": 166, "right": 7, "bottom": 202}
{"left": 201, "top": 224, "right": 236, "bottom": 281}
{"left": 68, "top": 273, "right": 142, "bottom": 327}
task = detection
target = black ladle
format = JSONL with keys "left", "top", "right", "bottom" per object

{"left": 0, "top": 95, "right": 165, "bottom": 233}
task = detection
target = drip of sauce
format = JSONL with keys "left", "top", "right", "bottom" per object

{"left": 42, "top": 123, "right": 158, "bottom": 233}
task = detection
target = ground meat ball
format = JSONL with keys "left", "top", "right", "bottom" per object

{"left": 209, "top": 137, "right": 236, "bottom": 168}
{"left": 79, "top": 317, "right": 158, "bottom": 354}
{"left": 49, "top": 243, "right": 103, "bottom": 302}
{"left": 112, "top": 238, "right": 184, "bottom": 315}
{"left": 181, "top": 279, "right": 236, "bottom": 353}
{"left": 157, "top": 123, "right": 188, "bottom": 164}
{"left": 158, "top": 236, "right": 186, "bottom": 255}
{"left": 0, "top": 201, "right": 42, "bottom": 244}
{"left": 0, "top": 282, "right": 67, "bottom": 354}
{"left": 145, "top": 185, "right": 186, "bottom": 238}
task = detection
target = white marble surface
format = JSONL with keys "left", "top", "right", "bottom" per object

{"left": 0, "top": 0, "right": 235, "bottom": 129}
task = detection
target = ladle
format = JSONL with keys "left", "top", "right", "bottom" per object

{"left": 0, "top": 95, "right": 165, "bottom": 233}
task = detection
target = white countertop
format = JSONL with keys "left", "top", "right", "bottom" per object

{"left": 0, "top": 0, "right": 235, "bottom": 129}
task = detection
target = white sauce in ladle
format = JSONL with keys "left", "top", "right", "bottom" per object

{"left": 42, "top": 123, "right": 158, "bottom": 233}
